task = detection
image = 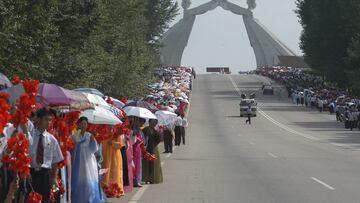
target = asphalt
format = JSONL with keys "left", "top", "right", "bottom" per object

{"left": 113, "top": 74, "right": 360, "bottom": 203}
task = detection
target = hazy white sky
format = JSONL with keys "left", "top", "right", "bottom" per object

{"left": 170, "top": 0, "right": 303, "bottom": 73}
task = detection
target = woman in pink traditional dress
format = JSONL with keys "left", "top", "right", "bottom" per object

{"left": 123, "top": 132, "right": 133, "bottom": 193}
{"left": 130, "top": 117, "right": 146, "bottom": 187}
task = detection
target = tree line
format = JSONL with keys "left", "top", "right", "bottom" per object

{"left": 296, "top": 0, "right": 360, "bottom": 94}
{"left": 0, "top": 0, "right": 178, "bottom": 98}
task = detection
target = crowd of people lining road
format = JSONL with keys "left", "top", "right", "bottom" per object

{"left": 258, "top": 66, "right": 360, "bottom": 131}
{"left": 0, "top": 66, "right": 194, "bottom": 203}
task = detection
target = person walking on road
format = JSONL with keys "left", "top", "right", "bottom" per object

{"left": 245, "top": 106, "right": 252, "bottom": 125}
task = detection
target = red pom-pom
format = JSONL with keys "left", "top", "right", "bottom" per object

{"left": 0, "top": 92, "right": 11, "bottom": 133}
{"left": 120, "top": 96, "right": 128, "bottom": 105}
{"left": 106, "top": 97, "right": 116, "bottom": 106}
{"left": 22, "top": 80, "right": 40, "bottom": 96}
{"left": 87, "top": 124, "right": 112, "bottom": 143}
{"left": 26, "top": 191, "right": 43, "bottom": 203}
{"left": 11, "top": 75, "right": 22, "bottom": 85}
{"left": 2, "top": 132, "right": 31, "bottom": 179}
{"left": 102, "top": 182, "right": 124, "bottom": 198}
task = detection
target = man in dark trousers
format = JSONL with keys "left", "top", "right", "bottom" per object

{"left": 245, "top": 105, "right": 252, "bottom": 125}
{"left": 28, "top": 108, "right": 64, "bottom": 203}
{"left": 192, "top": 68, "right": 196, "bottom": 79}
{"left": 163, "top": 125, "right": 174, "bottom": 153}
{"left": 174, "top": 116, "right": 182, "bottom": 146}
{"left": 174, "top": 115, "right": 188, "bottom": 146}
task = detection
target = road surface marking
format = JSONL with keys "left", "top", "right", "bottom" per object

{"left": 259, "top": 110, "right": 319, "bottom": 141}
{"left": 311, "top": 177, "right": 335, "bottom": 190}
{"left": 129, "top": 146, "right": 178, "bottom": 202}
{"left": 330, "top": 143, "right": 352, "bottom": 148}
{"left": 268, "top": 152, "right": 278, "bottom": 158}
{"left": 128, "top": 185, "right": 149, "bottom": 202}
{"left": 249, "top": 141, "right": 255, "bottom": 145}
{"left": 228, "top": 75, "right": 242, "bottom": 96}
{"left": 227, "top": 75, "right": 319, "bottom": 142}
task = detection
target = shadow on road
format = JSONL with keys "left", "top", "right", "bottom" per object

{"left": 291, "top": 121, "right": 344, "bottom": 129}
{"left": 328, "top": 132, "right": 360, "bottom": 148}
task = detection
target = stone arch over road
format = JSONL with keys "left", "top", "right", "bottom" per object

{"left": 160, "top": 0, "right": 297, "bottom": 67}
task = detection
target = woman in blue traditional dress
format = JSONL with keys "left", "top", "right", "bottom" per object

{"left": 71, "top": 117, "right": 103, "bottom": 203}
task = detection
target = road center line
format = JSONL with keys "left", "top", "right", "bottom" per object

{"left": 258, "top": 109, "right": 319, "bottom": 141}
{"left": 268, "top": 152, "right": 278, "bottom": 158}
{"left": 311, "top": 177, "right": 335, "bottom": 190}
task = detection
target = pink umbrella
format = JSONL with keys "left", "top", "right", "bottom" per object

{"left": 38, "top": 83, "right": 93, "bottom": 110}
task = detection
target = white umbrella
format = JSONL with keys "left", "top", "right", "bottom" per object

{"left": 73, "top": 88, "right": 104, "bottom": 97}
{"left": 123, "top": 106, "right": 157, "bottom": 119}
{"left": 155, "top": 110, "right": 178, "bottom": 126}
{"left": 83, "top": 93, "right": 110, "bottom": 110}
{"left": 81, "top": 106, "right": 122, "bottom": 125}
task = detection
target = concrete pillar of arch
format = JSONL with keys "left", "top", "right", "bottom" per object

{"left": 159, "top": 15, "right": 196, "bottom": 66}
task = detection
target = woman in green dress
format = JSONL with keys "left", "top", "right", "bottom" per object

{"left": 142, "top": 119, "right": 163, "bottom": 184}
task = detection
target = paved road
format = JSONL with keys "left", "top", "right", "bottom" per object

{"left": 115, "top": 74, "right": 360, "bottom": 203}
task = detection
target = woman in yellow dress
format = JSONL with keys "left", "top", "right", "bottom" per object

{"left": 101, "top": 130, "right": 125, "bottom": 196}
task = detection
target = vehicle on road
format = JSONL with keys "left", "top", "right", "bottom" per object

{"left": 239, "top": 99, "right": 257, "bottom": 117}
{"left": 262, "top": 85, "right": 274, "bottom": 95}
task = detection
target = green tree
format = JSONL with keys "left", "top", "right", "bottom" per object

{"left": 145, "top": 0, "right": 179, "bottom": 46}
{"left": 296, "top": 0, "right": 360, "bottom": 89}
{"left": 345, "top": 2, "right": 360, "bottom": 94}
{"left": 0, "top": 0, "right": 58, "bottom": 80}
{"left": 0, "top": 0, "right": 179, "bottom": 98}
{"left": 50, "top": 0, "right": 99, "bottom": 88}
{"left": 76, "top": 0, "right": 156, "bottom": 98}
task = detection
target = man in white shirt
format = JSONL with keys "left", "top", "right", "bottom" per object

{"left": 29, "top": 108, "right": 63, "bottom": 203}
{"left": 181, "top": 116, "right": 188, "bottom": 145}
{"left": 318, "top": 99, "right": 324, "bottom": 112}
{"left": 174, "top": 115, "right": 188, "bottom": 145}
{"left": 245, "top": 106, "right": 252, "bottom": 124}
{"left": 174, "top": 116, "right": 182, "bottom": 146}
{"left": 349, "top": 110, "right": 359, "bottom": 131}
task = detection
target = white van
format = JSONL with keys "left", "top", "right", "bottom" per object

{"left": 239, "top": 99, "right": 257, "bottom": 117}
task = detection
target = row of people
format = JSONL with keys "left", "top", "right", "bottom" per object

{"left": 1, "top": 108, "right": 191, "bottom": 202}
{"left": 0, "top": 66, "right": 193, "bottom": 202}
{"left": 259, "top": 66, "right": 360, "bottom": 131}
